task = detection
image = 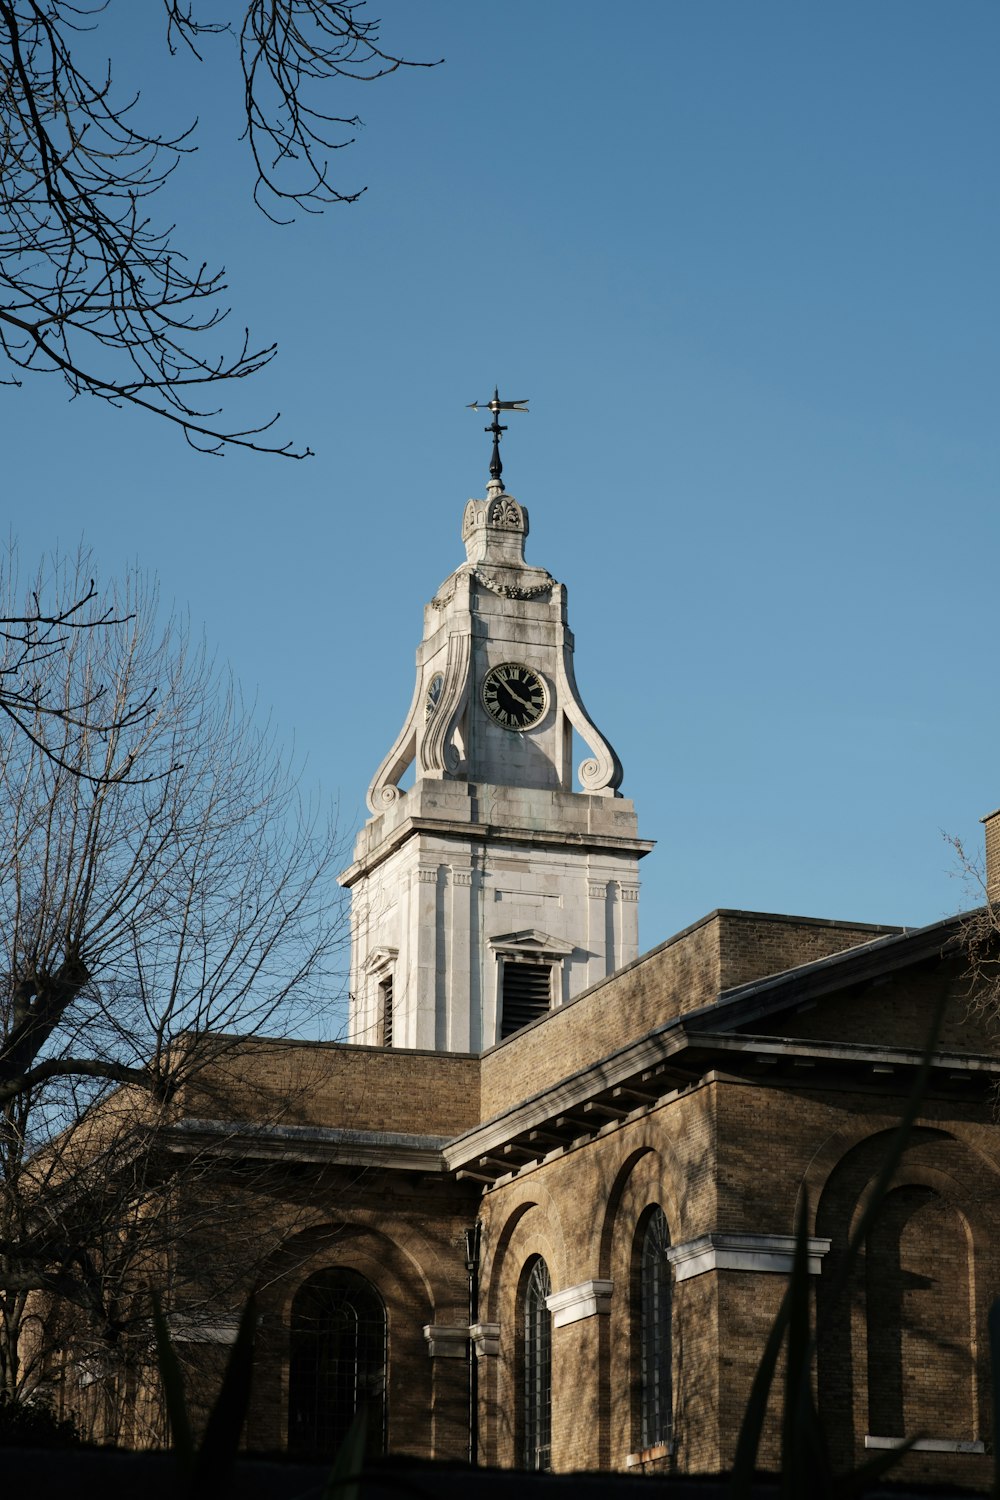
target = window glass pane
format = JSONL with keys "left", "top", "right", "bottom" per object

{"left": 523, "top": 1257, "right": 552, "bottom": 1470}
{"left": 288, "top": 1268, "right": 386, "bottom": 1457}
{"left": 639, "top": 1208, "right": 671, "bottom": 1449}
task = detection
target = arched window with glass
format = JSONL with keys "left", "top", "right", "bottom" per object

{"left": 288, "top": 1267, "right": 387, "bottom": 1457}
{"left": 521, "top": 1256, "right": 552, "bottom": 1470}
{"left": 637, "top": 1206, "right": 672, "bottom": 1450}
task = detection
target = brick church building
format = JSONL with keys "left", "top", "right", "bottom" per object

{"left": 141, "top": 442, "right": 1000, "bottom": 1484}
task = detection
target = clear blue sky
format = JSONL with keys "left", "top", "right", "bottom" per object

{"left": 9, "top": 2, "right": 999, "bottom": 963}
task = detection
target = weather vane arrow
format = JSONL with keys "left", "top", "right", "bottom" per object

{"left": 467, "top": 386, "right": 529, "bottom": 487}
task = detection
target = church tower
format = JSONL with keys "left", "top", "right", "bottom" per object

{"left": 339, "top": 398, "right": 653, "bottom": 1051}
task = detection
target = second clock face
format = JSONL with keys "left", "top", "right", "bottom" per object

{"left": 481, "top": 662, "right": 548, "bottom": 731}
{"left": 424, "top": 673, "right": 444, "bottom": 720}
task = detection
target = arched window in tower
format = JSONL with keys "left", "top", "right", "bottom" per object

{"left": 521, "top": 1256, "right": 553, "bottom": 1470}
{"left": 288, "top": 1268, "right": 387, "bottom": 1457}
{"left": 637, "top": 1206, "right": 672, "bottom": 1450}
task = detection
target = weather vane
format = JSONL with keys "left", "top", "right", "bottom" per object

{"left": 467, "top": 387, "right": 529, "bottom": 487}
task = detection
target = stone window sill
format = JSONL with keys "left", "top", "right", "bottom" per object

{"left": 864, "top": 1435, "right": 985, "bottom": 1455}
{"left": 625, "top": 1441, "right": 673, "bottom": 1468}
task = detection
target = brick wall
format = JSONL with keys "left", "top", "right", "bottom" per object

{"left": 478, "top": 1086, "right": 720, "bottom": 1471}
{"left": 474, "top": 1057, "right": 1000, "bottom": 1481}
{"left": 773, "top": 958, "right": 999, "bottom": 1054}
{"left": 480, "top": 910, "right": 895, "bottom": 1122}
{"left": 715, "top": 911, "right": 900, "bottom": 991}
{"left": 179, "top": 1036, "right": 481, "bottom": 1138}
{"left": 169, "top": 1161, "right": 476, "bottom": 1460}
{"left": 984, "top": 808, "right": 1000, "bottom": 903}
{"left": 479, "top": 914, "right": 721, "bottom": 1119}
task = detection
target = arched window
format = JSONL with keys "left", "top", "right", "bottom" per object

{"left": 288, "top": 1268, "right": 387, "bottom": 1457}
{"left": 521, "top": 1257, "right": 552, "bottom": 1470}
{"left": 638, "top": 1206, "right": 672, "bottom": 1450}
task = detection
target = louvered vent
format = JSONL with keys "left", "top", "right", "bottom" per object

{"left": 379, "top": 977, "right": 393, "bottom": 1047}
{"left": 501, "top": 962, "right": 552, "bottom": 1039}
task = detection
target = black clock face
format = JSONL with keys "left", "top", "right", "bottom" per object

{"left": 481, "top": 662, "right": 547, "bottom": 731}
{"left": 424, "top": 673, "right": 444, "bottom": 720}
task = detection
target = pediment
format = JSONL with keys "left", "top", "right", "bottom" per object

{"left": 488, "top": 928, "right": 574, "bottom": 958}
{"left": 364, "top": 946, "right": 399, "bottom": 974}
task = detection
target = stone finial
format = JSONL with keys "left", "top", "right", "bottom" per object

{"left": 461, "top": 488, "right": 529, "bottom": 566}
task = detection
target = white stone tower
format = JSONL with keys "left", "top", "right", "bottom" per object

{"left": 339, "top": 418, "right": 652, "bottom": 1052}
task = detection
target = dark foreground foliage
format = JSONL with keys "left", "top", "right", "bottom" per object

{"left": 0, "top": 1392, "right": 80, "bottom": 1448}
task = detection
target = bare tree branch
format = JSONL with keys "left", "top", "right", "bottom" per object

{"left": 0, "top": 553, "right": 167, "bottom": 784}
{"left": 0, "top": 2, "right": 437, "bottom": 454}
{"left": 947, "top": 833, "right": 1000, "bottom": 1056}
{"left": 0, "top": 549, "right": 347, "bottom": 1400}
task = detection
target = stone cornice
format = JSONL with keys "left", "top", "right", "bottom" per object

{"left": 169, "top": 1316, "right": 239, "bottom": 1345}
{"left": 683, "top": 1030, "right": 1000, "bottom": 1077}
{"left": 340, "top": 814, "right": 654, "bottom": 889}
{"left": 161, "top": 1118, "right": 451, "bottom": 1173}
{"left": 469, "top": 1321, "right": 500, "bottom": 1358}
{"left": 864, "top": 1436, "right": 986, "bottom": 1455}
{"left": 667, "top": 1232, "right": 832, "bottom": 1281}
{"left": 445, "top": 1027, "right": 695, "bottom": 1173}
{"left": 545, "top": 1279, "right": 613, "bottom": 1327}
{"left": 422, "top": 1324, "right": 469, "bottom": 1358}
{"left": 444, "top": 1019, "right": 998, "bottom": 1184}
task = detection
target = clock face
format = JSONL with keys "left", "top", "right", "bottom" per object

{"left": 481, "top": 662, "right": 547, "bottom": 731}
{"left": 424, "top": 673, "right": 444, "bottom": 720}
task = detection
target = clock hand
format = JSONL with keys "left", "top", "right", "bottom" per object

{"left": 504, "top": 683, "right": 534, "bottom": 710}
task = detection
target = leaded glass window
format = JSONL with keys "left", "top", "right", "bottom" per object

{"left": 522, "top": 1257, "right": 552, "bottom": 1470}
{"left": 288, "top": 1268, "right": 387, "bottom": 1457}
{"left": 639, "top": 1207, "right": 672, "bottom": 1449}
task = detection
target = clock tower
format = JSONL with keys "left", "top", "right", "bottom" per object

{"left": 339, "top": 413, "right": 652, "bottom": 1052}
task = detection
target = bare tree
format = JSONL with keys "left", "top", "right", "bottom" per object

{"left": 0, "top": 568, "right": 156, "bottom": 782}
{"left": 0, "top": 550, "right": 346, "bottom": 1407}
{"left": 947, "top": 830, "right": 1000, "bottom": 1094}
{"left": 0, "top": 2, "right": 436, "bottom": 455}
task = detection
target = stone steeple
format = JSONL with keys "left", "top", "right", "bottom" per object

{"left": 339, "top": 473, "right": 652, "bottom": 1053}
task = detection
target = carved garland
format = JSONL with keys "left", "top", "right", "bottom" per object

{"left": 431, "top": 581, "right": 457, "bottom": 610}
{"left": 471, "top": 569, "right": 553, "bottom": 601}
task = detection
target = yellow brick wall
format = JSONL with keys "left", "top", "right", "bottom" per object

{"left": 480, "top": 911, "right": 896, "bottom": 1122}
{"left": 179, "top": 1035, "right": 481, "bottom": 1137}
{"left": 474, "top": 1069, "right": 1000, "bottom": 1481}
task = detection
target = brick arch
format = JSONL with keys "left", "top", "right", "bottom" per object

{"left": 802, "top": 1118, "right": 1000, "bottom": 1236}
{"left": 268, "top": 1219, "right": 441, "bottom": 1324}
{"left": 813, "top": 1127, "right": 994, "bottom": 1470}
{"left": 481, "top": 1193, "right": 567, "bottom": 1467}
{"left": 592, "top": 1136, "right": 686, "bottom": 1467}
{"left": 483, "top": 1181, "right": 570, "bottom": 1323}
{"left": 250, "top": 1222, "right": 441, "bottom": 1458}
{"left": 598, "top": 1141, "right": 683, "bottom": 1281}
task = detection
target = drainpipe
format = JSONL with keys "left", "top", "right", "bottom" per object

{"left": 464, "top": 1221, "right": 482, "bottom": 1466}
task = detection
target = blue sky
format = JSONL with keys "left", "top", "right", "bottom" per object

{"left": 9, "top": 2, "right": 999, "bottom": 962}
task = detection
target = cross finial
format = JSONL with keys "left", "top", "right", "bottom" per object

{"left": 466, "top": 388, "right": 529, "bottom": 488}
